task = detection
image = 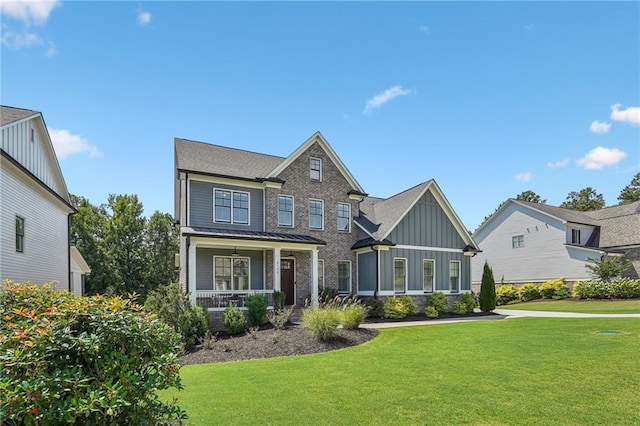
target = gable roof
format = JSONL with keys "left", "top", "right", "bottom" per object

{"left": 1, "top": 106, "right": 39, "bottom": 126}
{"left": 266, "top": 132, "right": 365, "bottom": 194}
{"left": 355, "top": 180, "right": 478, "bottom": 249}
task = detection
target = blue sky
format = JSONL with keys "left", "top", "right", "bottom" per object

{"left": 2, "top": 1, "right": 639, "bottom": 231}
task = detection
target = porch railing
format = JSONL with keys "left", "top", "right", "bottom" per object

{"left": 195, "top": 290, "right": 274, "bottom": 310}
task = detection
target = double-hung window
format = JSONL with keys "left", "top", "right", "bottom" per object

{"left": 278, "top": 195, "right": 294, "bottom": 227}
{"left": 512, "top": 235, "right": 524, "bottom": 248}
{"left": 337, "top": 203, "right": 351, "bottom": 232}
{"left": 214, "top": 256, "right": 250, "bottom": 291}
{"left": 423, "top": 259, "right": 435, "bottom": 293}
{"left": 338, "top": 261, "right": 351, "bottom": 294}
{"left": 449, "top": 260, "right": 460, "bottom": 293}
{"left": 309, "top": 199, "right": 324, "bottom": 230}
{"left": 394, "top": 258, "right": 407, "bottom": 293}
{"left": 214, "top": 189, "right": 249, "bottom": 224}
{"left": 15, "top": 216, "right": 24, "bottom": 253}
{"left": 571, "top": 229, "right": 581, "bottom": 245}
{"left": 310, "top": 157, "right": 322, "bottom": 181}
{"left": 318, "top": 259, "right": 325, "bottom": 290}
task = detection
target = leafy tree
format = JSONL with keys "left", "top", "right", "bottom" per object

{"left": 479, "top": 261, "right": 496, "bottom": 312}
{"left": 559, "top": 187, "right": 605, "bottom": 211}
{"left": 618, "top": 172, "right": 640, "bottom": 205}
{"left": 586, "top": 256, "right": 633, "bottom": 282}
{"left": 516, "top": 190, "right": 546, "bottom": 204}
{"left": 145, "top": 212, "right": 179, "bottom": 289}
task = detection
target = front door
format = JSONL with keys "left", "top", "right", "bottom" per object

{"left": 280, "top": 259, "right": 295, "bottom": 305}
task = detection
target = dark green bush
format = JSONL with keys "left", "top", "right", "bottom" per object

{"left": 496, "top": 284, "right": 518, "bottom": 305}
{"left": 460, "top": 293, "right": 477, "bottom": 312}
{"left": 302, "top": 307, "right": 341, "bottom": 341}
{"left": 0, "top": 280, "right": 186, "bottom": 425}
{"left": 518, "top": 283, "right": 541, "bottom": 302}
{"left": 145, "top": 282, "right": 208, "bottom": 351}
{"left": 246, "top": 294, "right": 268, "bottom": 326}
{"left": 222, "top": 304, "right": 247, "bottom": 335}
{"left": 427, "top": 292, "right": 448, "bottom": 315}
{"left": 363, "top": 298, "right": 384, "bottom": 318}
{"left": 479, "top": 261, "right": 497, "bottom": 312}
{"left": 273, "top": 291, "right": 286, "bottom": 310}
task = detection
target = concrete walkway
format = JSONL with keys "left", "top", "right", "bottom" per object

{"left": 361, "top": 309, "right": 640, "bottom": 329}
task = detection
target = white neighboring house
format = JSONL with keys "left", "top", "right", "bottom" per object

{"left": 1, "top": 105, "right": 89, "bottom": 294}
{"left": 471, "top": 199, "right": 640, "bottom": 287}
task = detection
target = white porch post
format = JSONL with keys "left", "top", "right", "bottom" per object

{"left": 188, "top": 242, "right": 197, "bottom": 305}
{"left": 310, "top": 248, "right": 319, "bottom": 308}
{"left": 273, "top": 247, "right": 281, "bottom": 291}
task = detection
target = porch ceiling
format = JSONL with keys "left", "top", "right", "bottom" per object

{"left": 184, "top": 226, "right": 326, "bottom": 246}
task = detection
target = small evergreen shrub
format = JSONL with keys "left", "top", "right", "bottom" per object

{"left": 479, "top": 261, "right": 497, "bottom": 312}
{"left": 383, "top": 296, "right": 416, "bottom": 319}
{"left": 518, "top": 283, "right": 541, "bottom": 302}
{"left": 425, "top": 306, "right": 439, "bottom": 318}
{"left": 145, "top": 282, "right": 209, "bottom": 351}
{"left": 273, "top": 291, "right": 286, "bottom": 310}
{"left": 267, "top": 306, "right": 294, "bottom": 330}
{"left": 460, "top": 293, "right": 477, "bottom": 312}
{"left": 452, "top": 301, "right": 469, "bottom": 314}
{"left": 539, "top": 278, "right": 569, "bottom": 299}
{"left": 222, "top": 304, "right": 247, "bottom": 335}
{"left": 427, "top": 292, "right": 448, "bottom": 315}
{"left": 246, "top": 294, "right": 268, "bottom": 326}
{"left": 302, "top": 307, "right": 341, "bottom": 341}
{"left": 399, "top": 296, "right": 418, "bottom": 316}
{"left": 496, "top": 284, "right": 519, "bottom": 305}
{"left": 573, "top": 279, "right": 640, "bottom": 299}
{"left": 342, "top": 305, "right": 368, "bottom": 329}
{"left": 364, "top": 298, "right": 384, "bottom": 318}
{"left": 0, "top": 280, "right": 186, "bottom": 425}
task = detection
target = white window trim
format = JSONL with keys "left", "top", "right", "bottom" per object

{"left": 213, "top": 255, "right": 251, "bottom": 291}
{"left": 571, "top": 228, "right": 581, "bottom": 245}
{"left": 310, "top": 157, "right": 322, "bottom": 181}
{"left": 277, "top": 194, "right": 295, "bottom": 228}
{"left": 213, "top": 188, "right": 250, "bottom": 225}
{"left": 512, "top": 235, "right": 524, "bottom": 248}
{"left": 309, "top": 198, "right": 324, "bottom": 230}
{"left": 449, "top": 260, "right": 461, "bottom": 293}
{"left": 337, "top": 202, "right": 351, "bottom": 233}
{"left": 393, "top": 257, "right": 407, "bottom": 294}
{"left": 15, "top": 215, "right": 24, "bottom": 253}
{"left": 423, "top": 258, "right": 435, "bottom": 293}
{"left": 318, "top": 259, "right": 325, "bottom": 291}
{"left": 337, "top": 260, "right": 352, "bottom": 294}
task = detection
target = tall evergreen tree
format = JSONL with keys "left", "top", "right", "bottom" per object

{"left": 560, "top": 187, "right": 605, "bottom": 211}
{"left": 618, "top": 172, "right": 640, "bottom": 205}
{"left": 516, "top": 190, "right": 546, "bottom": 204}
{"left": 145, "top": 211, "right": 179, "bottom": 290}
{"left": 479, "top": 261, "right": 496, "bottom": 312}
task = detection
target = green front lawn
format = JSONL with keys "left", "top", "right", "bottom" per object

{"left": 161, "top": 318, "right": 640, "bottom": 425}
{"left": 498, "top": 299, "right": 640, "bottom": 314}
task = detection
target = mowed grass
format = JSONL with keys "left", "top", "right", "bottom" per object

{"left": 499, "top": 299, "right": 640, "bottom": 314}
{"left": 161, "top": 318, "right": 640, "bottom": 425}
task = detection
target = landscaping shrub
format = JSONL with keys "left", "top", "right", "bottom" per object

{"left": 383, "top": 296, "right": 416, "bottom": 319}
{"left": 341, "top": 305, "right": 368, "bottom": 329}
{"left": 518, "top": 283, "right": 541, "bottom": 302}
{"left": 496, "top": 284, "right": 519, "bottom": 305}
{"left": 0, "top": 280, "right": 186, "bottom": 425}
{"left": 427, "top": 292, "right": 448, "bottom": 315}
{"left": 425, "top": 306, "right": 439, "bottom": 318}
{"left": 145, "top": 281, "right": 209, "bottom": 351}
{"left": 586, "top": 256, "right": 633, "bottom": 282}
{"left": 222, "top": 303, "right": 247, "bottom": 335}
{"left": 273, "top": 291, "right": 286, "bottom": 310}
{"left": 302, "top": 307, "right": 341, "bottom": 341}
{"left": 539, "top": 278, "right": 570, "bottom": 299}
{"left": 479, "top": 261, "right": 497, "bottom": 312}
{"left": 573, "top": 278, "right": 640, "bottom": 299}
{"left": 460, "top": 293, "right": 477, "bottom": 312}
{"left": 453, "top": 301, "right": 469, "bottom": 314}
{"left": 246, "top": 294, "right": 268, "bottom": 326}
{"left": 364, "top": 298, "right": 384, "bottom": 318}
{"left": 268, "top": 306, "right": 294, "bottom": 330}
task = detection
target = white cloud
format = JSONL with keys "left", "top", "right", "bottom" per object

{"left": 0, "top": 0, "right": 61, "bottom": 25}
{"left": 547, "top": 159, "right": 569, "bottom": 169}
{"left": 576, "top": 146, "right": 627, "bottom": 170}
{"left": 1, "top": 29, "right": 42, "bottom": 48}
{"left": 48, "top": 129, "right": 101, "bottom": 160}
{"left": 515, "top": 172, "right": 532, "bottom": 183}
{"left": 610, "top": 104, "right": 640, "bottom": 126}
{"left": 363, "top": 86, "right": 414, "bottom": 114}
{"left": 419, "top": 25, "right": 430, "bottom": 34}
{"left": 45, "top": 40, "right": 56, "bottom": 57}
{"left": 136, "top": 8, "right": 151, "bottom": 26}
{"left": 589, "top": 120, "right": 611, "bottom": 134}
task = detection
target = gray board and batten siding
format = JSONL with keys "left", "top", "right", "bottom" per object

{"left": 195, "top": 248, "right": 265, "bottom": 291}
{"left": 189, "top": 180, "right": 264, "bottom": 231}
{"left": 357, "top": 251, "right": 377, "bottom": 292}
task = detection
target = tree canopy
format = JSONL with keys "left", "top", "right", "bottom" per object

{"left": 516, "top": 190, "right": 546, "bottom": 204}
{"left": 617, "top": 172, "right": 640, "bottom": 205}
{"left": 559, "top": 187, "right": 605, "bottom": 211}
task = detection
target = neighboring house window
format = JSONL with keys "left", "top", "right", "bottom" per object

{"left": 310, "top": 157, "right": 322, "bottom": 181}
{"left": 423, "top": 259, "right": 435, "bottom": 293}
{"left": 29, "top": 127, "right": 34, "bottom": 142}
{"left": 571, "top": 229, "right": 581, "bottom": 245}
{"left": 512, "top": 235, "right": 524, "bottom": 248}
{"left": 449, "top": 260, "right": 460, "bottom": 292}
{"left": 318, "top": 259, "right": 324, "bottom": 290}
{"left": 337, "top": 203, "right": 351, "bottom": 232}
{"left": 278, "top": 195, "right": 294, "bottom": 227}
{"left": 394, "top": 258, "right": 407, "bottom": 293}
{"left": 309, "top": 199, "right": 324, "bottom": 230}
{"left": 214, "top": 189, "right": 249, "bottom": 224}
{"left": 214, "top": 256, "right": 250, "bottom": 291}
{"left": 15, "top": 216, "right": 24, "bottom": 253}
{"left": 338, "top": 261, "right": 351, "bottom": 294}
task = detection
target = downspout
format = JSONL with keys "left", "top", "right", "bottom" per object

{"left": 372, "top": 245, "right": 379, "bottom": 298}
{"left": 185, "top": 236, "right": 191, "bottom": 293}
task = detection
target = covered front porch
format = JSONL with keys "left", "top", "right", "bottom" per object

{"left": 185, "top": 229, "right": 325, "bottom": 311}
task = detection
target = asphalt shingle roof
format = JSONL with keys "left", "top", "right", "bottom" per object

{"left": 514, "top": 200, "right": 599, "bottom": 225}
{"left": 1, "top": 106, "right": 39, "bottom": 126}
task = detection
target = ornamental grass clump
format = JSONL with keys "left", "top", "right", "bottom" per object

{"left": 302, "top": 307, "right": 341, "bottom": 341}
{"left": 341, "top": 305, "right": 368, "bottom": 329}
{"left": 0, "top": 280, "right": 186, "bottom": 425}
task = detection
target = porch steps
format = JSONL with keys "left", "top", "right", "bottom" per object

{"left": 289, "top": 306, "right": 304, "bottom": 324}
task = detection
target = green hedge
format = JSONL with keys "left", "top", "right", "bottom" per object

{"left": 573, "top": 279, "right": 640, "bottom": 299}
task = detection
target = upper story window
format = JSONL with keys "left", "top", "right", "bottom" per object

{"left": 310, "top": 157, "right": 322, "bottom": 181}
{"left": 449, "top": 260, "right": 460, "bottom": 293}
{"left": 15, "top": 216, "right": 24, "bottom": 253}
{"left": 423, "top": 259, "right": 435, "bottom": 293}
{"left": 214, "top": 189, "right": 249, "bottom": 224}
{"left": 337, "top": 203, "right": 351, "bottom": 232}
{"left": 571, "top": 229, "right": 581, "bottom": 245}
{"left": 512, "top": 235, "right": 524, "bottom": 248}
{"left": 278, "top": 195, "right": 294, "bottom": 227}
{"left": 309, "top": 199, "right": 324, "bottom": 230}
